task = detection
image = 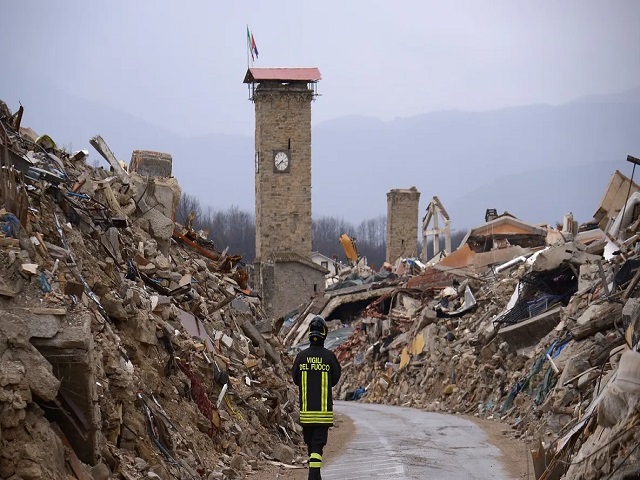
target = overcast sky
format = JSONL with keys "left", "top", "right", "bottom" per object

{"left": 2, "top": 1, "right": 640, "bottom": 137}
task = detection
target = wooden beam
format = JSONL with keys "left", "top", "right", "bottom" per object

{"left": 597, "top": 260, "right": 610, "bottom": 296}
{"left": 50, "top": 424, "right": 92, "bottom": 480}
{"left": 89, "top": 136, "right": 129, "bottom": 184}
{"left": 21, "top": 307, "right": 67, "bottom": 315}
{"left": 570, "top": 313, "right": 616, "bottom": 340}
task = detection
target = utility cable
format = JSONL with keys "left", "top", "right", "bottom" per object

{"left": 558, "top": 419, "right": 638, "bottom": 467}
{"left": 605, "top": 437, "right": 640, "bottom": 480}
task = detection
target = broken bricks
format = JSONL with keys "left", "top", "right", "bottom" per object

{"left": 4, "top": 93, "right": 640, "bottom": 479}
{"left": 0, "top": 100, "right": 304, "bottom": 479}
{"left": 281, "top": 170, "right": 640, "bottom": 480}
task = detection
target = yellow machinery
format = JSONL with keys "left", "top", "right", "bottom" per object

{"left": 339, "top": 234, "right": 359, "bottom": 265}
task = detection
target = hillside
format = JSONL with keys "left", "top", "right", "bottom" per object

{"left": 3, "top": 83, "right": 639, "bottom": 229}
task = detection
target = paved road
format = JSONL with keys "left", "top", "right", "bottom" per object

{"left": 322, "top": 402, "right": 509, "bottom": 480}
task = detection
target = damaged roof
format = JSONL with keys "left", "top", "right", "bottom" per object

{"left": 460, "top": 214, "right": 547, "bottom": 245}
{"left": 268, "top": 251, "right": 330, "bottom": 274}
{"left": 243, "top": 67, "right": 322, "bottom": 83}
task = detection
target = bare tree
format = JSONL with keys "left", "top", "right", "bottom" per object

{"left": 312, "top": 215, "right": 388, "bottom": 267}
{"left": 193, "top": 204, "right": 256, "bottom": 262}
{"left": 176, "top": 193, "right": 202, "bottom": 227}
{"left": 176, "top": 192, "right": 399, "bottom": 267}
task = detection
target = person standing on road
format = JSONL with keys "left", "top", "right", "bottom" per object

{"left": 292, "top": 316, "right": 342, "bottom": 480}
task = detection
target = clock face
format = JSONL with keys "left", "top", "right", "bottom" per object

{"left": 274, "top": 151, "right": 289, "bottom": 172}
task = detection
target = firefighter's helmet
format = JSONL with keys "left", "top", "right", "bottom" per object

{"left": 308, "top": 316, "right": 328, "bottom": 343}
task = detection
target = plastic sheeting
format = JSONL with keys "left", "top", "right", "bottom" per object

{"left": 435, "top": 285, "right": 477, "bottom": 318}
{"left": 605, "top": 191, "right": 640, "bottom": 259}
{"left": 608, "top": 191, "right": 640, "bottom": 239}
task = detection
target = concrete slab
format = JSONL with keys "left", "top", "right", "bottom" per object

{"left": 30, "top": 315, "right": 91, "bottom": 350}
{"left": 474, "top": 246, "right": 531, "bottom": 270}
{"left": 498, "top": 305, "right": 563, "bottom": 350}
{"left": 129, "top": 150, "right": 172, "bottom": 177}
{"left": 0, "top": 307, "right": 63, "bottom": 339}
{"left": 21, "top": 312, "right": 61, "bottom": 339}
{"left": 576, "top": 304, "right": 602, "bottom": 326}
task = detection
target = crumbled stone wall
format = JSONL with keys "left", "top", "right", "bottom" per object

{"left": 129, "top": 150, "right": 172, "bottom": 178}
{"left": 0, "top": 96, "right": 321, "bottom": 480}
{"left": 258, "top": 260, "right": 325, "bottom": 319}
{"left": 131, "top": 174, "right": 181, "bottom": 223}
{"left": 0, "top": 314, "right": 67, "bottom": 480}
{"left": 386, "top": 187, "right": 421, "bottom": 263}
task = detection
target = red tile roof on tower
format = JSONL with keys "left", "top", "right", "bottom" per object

{"left": 243, "top": 67, "right": 321, "bottom": 83}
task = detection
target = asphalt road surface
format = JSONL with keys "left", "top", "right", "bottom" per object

{"left": 321, "top": 402, "right": 510, "bottom": 480}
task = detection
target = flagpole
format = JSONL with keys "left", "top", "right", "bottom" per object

{"left": 246, "top": 24, "right": 250, "bottom": 70}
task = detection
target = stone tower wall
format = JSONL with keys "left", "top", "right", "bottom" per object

{"left": 259, "top": 260, "right": 325, "bottom": 319}
{"left": 386, "top": 187, "right": 421, "bottom": 263}
{"left": 254, "top": 83, "right": 313, "bottom": 261}
{"left": 129, "top": 150, "right": 172, "bottom": 178}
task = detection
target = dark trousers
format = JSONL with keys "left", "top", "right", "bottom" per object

{"left": 303, "top": 425, "right": 329, "bottom": 480}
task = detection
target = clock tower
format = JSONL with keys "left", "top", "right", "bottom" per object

{"left": 244, "top": 67, "right": 327, "bottom": 319}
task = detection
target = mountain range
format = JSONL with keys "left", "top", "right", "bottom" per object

{"left": 3, "top": 83, "right": 640, "bottom": 231}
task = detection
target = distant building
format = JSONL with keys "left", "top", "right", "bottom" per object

{"left": 438, "top": 211, "right": 547, "bottom": 271}
{"left": 386, "top": 187, "right": 421, "bottom": 264}
{"left": 311, "top": 251, "right": 348, "bottom": 285}
{"left": 461, "top": 211, "right": 546, "bottom": 252}
{"left": 259, "top": 253, "right": 328, "bottom": 319}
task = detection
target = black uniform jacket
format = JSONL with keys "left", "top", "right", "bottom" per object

{"left": 292, "top": 344, "right": 342, "bottom": 426}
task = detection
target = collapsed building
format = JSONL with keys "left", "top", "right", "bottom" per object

{"left": 5, "top": 88, "right": 640, "bottom": 480}
{"left": 0, "top": 100, "right": 307, "bottom": 479}
{"left": 284, "top": 166, "right": 640, "bottom": 480}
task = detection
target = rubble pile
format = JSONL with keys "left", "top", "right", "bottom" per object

{"left": 0, "top": 102, "right": 304, "bottom": 479}
{"left": 289, "top": 194, "right": 640, "bottom": 478}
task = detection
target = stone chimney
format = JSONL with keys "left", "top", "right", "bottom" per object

{"left": 386, "top": 187, "right": 421, "bottom": 263}
{"left": 485, "top": 208, "right": 498, "bottom": 223}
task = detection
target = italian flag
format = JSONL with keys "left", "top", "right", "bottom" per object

{"left": 247, "top": 27, "right": 259, "bottom": 61}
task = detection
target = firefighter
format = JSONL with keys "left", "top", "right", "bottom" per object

{"left": 292, "top": 316, "right": 342, "bottom": 480}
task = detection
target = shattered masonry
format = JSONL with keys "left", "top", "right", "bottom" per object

{"left": 286, "top": 168, "right": 640, "bottom": 480}
{"left": 4, "top": 88, "right": 640, "bottom": 480}
{"left": 0, "top": 100, "right": 305, "bottom": 480}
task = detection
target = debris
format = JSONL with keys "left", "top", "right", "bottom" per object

{"left": 0, "top": 99, "right": 303, "bottom": 479}
{"left": 20, "top": 263, "right": 39, "bottom": 276}
{"left": 278, "top": 165, "right": 640, "bottom": 480}
{"left": 4, "top": 95, "right": 640, "bottom": 479}
{"left": 51, "top": 424, "right": 92, "bottom": 480}
{"left": 272, "top": 443, "right": 295, "bottom": 464}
